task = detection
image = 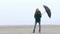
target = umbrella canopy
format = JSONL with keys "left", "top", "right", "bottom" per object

{"left": 43, "top": 5, "right": 51, "bottom": 18}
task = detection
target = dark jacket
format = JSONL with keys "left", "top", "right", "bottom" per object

{"left": 34, "top": 11, "right": 42, "bottom": 22}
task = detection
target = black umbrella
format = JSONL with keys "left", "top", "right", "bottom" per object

{"left": 43, "top": 5, "right": 51, "bottom": 18}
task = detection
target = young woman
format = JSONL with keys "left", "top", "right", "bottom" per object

{"left": 33, "top": 8, "right": 42, "bottom": 33}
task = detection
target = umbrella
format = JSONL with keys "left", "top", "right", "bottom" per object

{"left": 43, "top": 5, "right": 51, "bottom": 18}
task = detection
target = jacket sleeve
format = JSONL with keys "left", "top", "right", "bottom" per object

{"left": 39, "top": 13, "right": 42, "bottom": 17}
{"left": 34, "top": 13, "right": 36, "bottom": 18}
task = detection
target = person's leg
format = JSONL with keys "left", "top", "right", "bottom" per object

{"left": 39, "top": 21, "right": 41, "bottom": 33}
{"left": 33, "top": 21, "right": 37, "bottom": 33}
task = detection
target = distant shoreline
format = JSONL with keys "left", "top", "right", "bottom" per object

{"left": 0, "top": 25, "right": 60, "bottom": 27}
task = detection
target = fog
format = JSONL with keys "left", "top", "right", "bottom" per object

{"left": 0, "top": 0, "right": 60, "bottom": 25}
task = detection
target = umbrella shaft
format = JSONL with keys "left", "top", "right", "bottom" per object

{"left": 42, "top": 12, "right": 46, "bottom": 15}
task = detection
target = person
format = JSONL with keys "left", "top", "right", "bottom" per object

{"left": 33, "top": 8, "right": 42, "bottom": 33}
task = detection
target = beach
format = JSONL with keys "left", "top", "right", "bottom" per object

{"left": 0, "top": 25, "right": 60, "bottom": 34}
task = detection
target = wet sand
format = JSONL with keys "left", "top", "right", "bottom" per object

{"left": 0, "top": 25, "right": 60, "bottom": 34}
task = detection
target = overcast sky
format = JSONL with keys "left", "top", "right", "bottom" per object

{"left": 0, "top": 0, "right": 60, "bottom": 25}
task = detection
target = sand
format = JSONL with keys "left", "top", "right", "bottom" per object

{"left": 0, "top": 25, "right": 60, "bottom": 34}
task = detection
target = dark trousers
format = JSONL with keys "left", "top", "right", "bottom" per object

{"left": 33, "top": 21, "right": 41, "bottom": 33}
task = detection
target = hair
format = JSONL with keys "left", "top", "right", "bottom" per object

{"left": 35, "top": 8, "right": 41, "bottom": 14}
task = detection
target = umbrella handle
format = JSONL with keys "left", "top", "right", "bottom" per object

{"left": 42, "top": 12, "right": 46, "bottom": 15}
